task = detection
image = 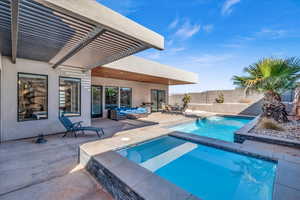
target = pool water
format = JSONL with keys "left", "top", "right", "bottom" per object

{"left": 170, "top": 116, "right": 252, "bottom": 142}
{"left": 118, "top": 136, "right": 276, "bottom": 200}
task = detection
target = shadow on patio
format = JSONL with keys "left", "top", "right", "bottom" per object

{"left": 92, "top": 118, "right": 159, "bottom": 138}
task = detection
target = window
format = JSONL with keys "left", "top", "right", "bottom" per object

{"left": 105, "top": 86, "right": 119, "bottom": 109}
{"left": 18, "top": 73, "right": 48, "bottom": 121}
{"left": 59, "top": 77, "right": 81, "bottom": 116}
{"left": 120, "top": 87, "right": 132, "bottom": 108}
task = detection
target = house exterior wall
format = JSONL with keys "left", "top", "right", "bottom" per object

{"left": 0, "top": 56, "right": 170, "bottom": 141}
{"left": 92, "top": 76, "right": 169, "bottom": 117}
{"left": 0, "top": 56, "right": 91, "bottom": 141}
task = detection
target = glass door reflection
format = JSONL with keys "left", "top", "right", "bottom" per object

{"left": 91, "top": 85, "right": 103, "bottom": 118}
{"left": 151, "top": 89, "right": 166, "bottom": 112}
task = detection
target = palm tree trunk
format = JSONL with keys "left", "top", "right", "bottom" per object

{"left": 262, "top": 91, "right": 288, "bottom": 123}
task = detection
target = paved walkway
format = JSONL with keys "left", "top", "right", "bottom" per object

{"left": 0, "top": 113, "right": 193, "bottom": 200}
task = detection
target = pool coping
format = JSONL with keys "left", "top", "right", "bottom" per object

{"left": 80, "top": 130, "right": 300, "bottom": 200}
{"left": 235, "top": 116, "right": 300, "bottom": 149}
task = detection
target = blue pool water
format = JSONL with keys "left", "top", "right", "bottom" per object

{"left": 170, "top": 116, "right": 252, "bottom": 142}
{"left": 118, "top": 136, "right": 276, "bottom": 200}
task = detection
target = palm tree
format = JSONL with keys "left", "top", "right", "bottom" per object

{"left": 232, "top": 57, "right": 300, "bottom": 122}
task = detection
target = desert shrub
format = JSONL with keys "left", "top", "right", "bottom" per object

{"left": 258, "top": 118, "right": 285, "bottom": 131}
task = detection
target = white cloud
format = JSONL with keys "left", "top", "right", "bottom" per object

{"left": 222, "top": 36, "right": 255, "bottom": 48}
{"left": 169, "top": 18, "right": 179, "bottom": 29}
{"left": 256, "top": 28, "right": 288, "bottom": 39}
{"left": 222, "top": 43, "right": 244, "bottom": 48}
{"left": 221, "top": 0, "right": 241, "bottom": 15}
{"left": 203, "top": 24, "right": 214, "bottom": 33}
{"left": 169, "top": 47, "right": 186, "bottom": 54}
{"left": 175, "top": 20, "right": 201, "bottom": 39}
{"left": 190, "top": 54, "right": 233, "bottom": 67}
{"left": 222, "top": 28, "right": 292, "bottom": 48}
{"left": 145, "top": 51, "right": 162, "bottom": 60}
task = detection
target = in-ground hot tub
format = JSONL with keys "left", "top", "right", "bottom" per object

{"left": 118, "top": 136, "right": 276, "bottom": 200}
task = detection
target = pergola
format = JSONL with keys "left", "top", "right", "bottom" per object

{"left": 0, "top": 0, "right": 164, "bottom": 71}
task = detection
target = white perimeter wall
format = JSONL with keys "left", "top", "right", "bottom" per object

{"left": 92, "top": 76, "right": 169, "bottom": 117}
{"left": 0, "top": 56, "right": 91, "bottom": 141}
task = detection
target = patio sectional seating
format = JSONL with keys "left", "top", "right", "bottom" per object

{"left": 59, "top": 115, "right": 104, "bottom": 138}
{"left": 110, "top": 107, "right": 149, "bottom": 120}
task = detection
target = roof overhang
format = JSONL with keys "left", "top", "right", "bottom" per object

{"left": 0, "top": 0, "right": 164, "bottom": 70}
{"left": 92, "top": 56, "right": 198, "bottom": 85}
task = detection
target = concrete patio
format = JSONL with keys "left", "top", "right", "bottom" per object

{"left": 0, "top": 113, "right": 193, "bottom": 200}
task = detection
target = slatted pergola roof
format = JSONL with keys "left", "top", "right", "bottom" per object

{"left": 0, "top": 0, "right": 164, "bottom": 71}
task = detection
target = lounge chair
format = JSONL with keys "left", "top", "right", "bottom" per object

{"left": 59, "top": 115, "right": 104, "bottom": 138}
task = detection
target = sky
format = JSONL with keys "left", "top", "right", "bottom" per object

{"left": 96, "top": 0, "right": 300, "bottom": 94}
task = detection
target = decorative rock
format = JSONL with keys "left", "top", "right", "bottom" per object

{"left": 250, "top": 120, "right": 300, "bottom": 142}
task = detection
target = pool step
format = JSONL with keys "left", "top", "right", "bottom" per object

{"left": 140, "top": 142, "right": 198, "bottom": 172}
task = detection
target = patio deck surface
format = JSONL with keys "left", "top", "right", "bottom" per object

{"left": 0, "top": 113, "right": 193, "bottom": 200}
{"left": 2, "top": 112, "right": 300, "bottom": 200}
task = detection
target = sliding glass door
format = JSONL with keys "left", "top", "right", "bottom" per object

{"left": 151, "top": 89, "right": 166, "bottom": 112}
{"left": 91, "top": 85, "right": 103, "bottom": 118}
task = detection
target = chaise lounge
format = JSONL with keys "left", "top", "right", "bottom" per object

{"left": 59, "top": 115, "right": 104, "bottom": 138}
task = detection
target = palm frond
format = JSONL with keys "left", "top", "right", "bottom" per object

{"left": 232, "top": 57, "right": 300, "bottom": 94}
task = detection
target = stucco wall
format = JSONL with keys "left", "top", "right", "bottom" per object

{"left": 92, "top": 76, "right": 169, "bottom": 117}
{"left": 169, "top": 89, "right": 264, "bottom": 116}
{"left": 170, "top": 89, "right": 263, "bottom": 105}
{"left": 169, "top": 89, "right": 295, "bottom": 116}
{"left": 0, "top": 56, "right": 91, "bottom": 141}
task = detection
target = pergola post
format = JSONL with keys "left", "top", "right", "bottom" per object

{"left": 52, "top": 27, "right": 105, "bottom": 69}
{"left": 11, "top": 0, "right": 20, "bottom": 64}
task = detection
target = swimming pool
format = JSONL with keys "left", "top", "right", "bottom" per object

{"left": 118, "top": 136, "right": 276, "bottom": 200}
{"left": 170, "top": 116, "right": 252, "bottom": 142}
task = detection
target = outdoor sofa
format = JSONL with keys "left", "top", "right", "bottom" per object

{"left": 110, "top": 107, "right": 149, "bottom": 120}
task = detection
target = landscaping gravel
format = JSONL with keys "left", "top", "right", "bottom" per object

{"left": 250, "top": 120, "right": 300, "bottom": 142}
